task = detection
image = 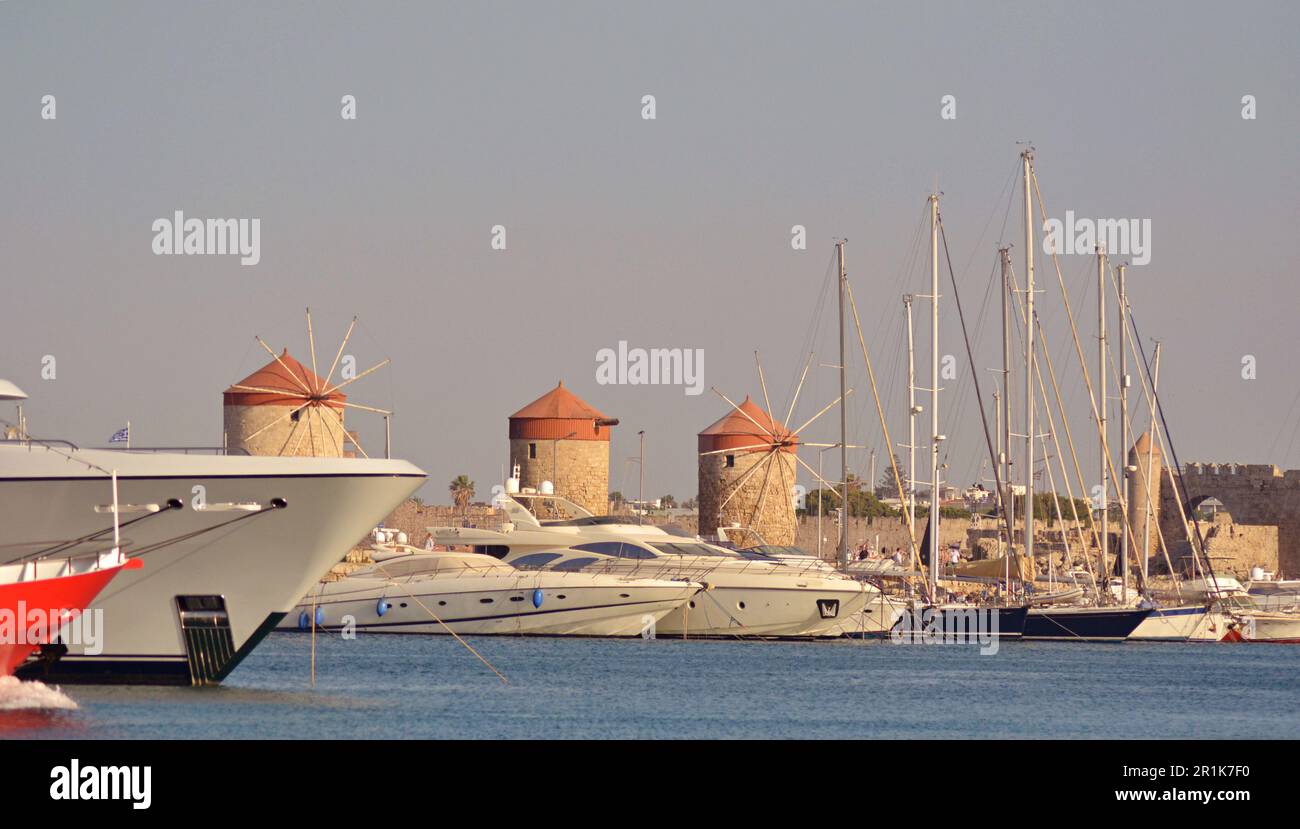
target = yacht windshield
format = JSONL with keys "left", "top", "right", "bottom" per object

{"left": 650, "top": 542, "right": 734, "bottom": 557}
{"left": 746, "top": 545, "right": 812, "bottom": 557}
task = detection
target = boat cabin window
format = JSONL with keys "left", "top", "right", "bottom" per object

{"left": 510, "top": 552, "right": 564, "bottom": 568}
{"left": 472, "top": 544, "right": 512, "bottom": 559}
{"left": 552, "top": 556, "right": 599, "bottom": 572}
{"left": 573, "top": 541, "right": 657, "bottom": 560}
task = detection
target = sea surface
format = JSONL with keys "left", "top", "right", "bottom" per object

{"left": 3, "top": 632, "right": 1298, "bottom": 739}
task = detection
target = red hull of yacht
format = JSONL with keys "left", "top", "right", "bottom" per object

{"left": 1221, "top": 629, "right": 1300, "bottom": 644}
{"left": 0, "top": 560, "right": 142, "bottom": 676}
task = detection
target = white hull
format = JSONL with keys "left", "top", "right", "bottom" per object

{"left": 1227, "top": 612, "right": 1300, "bottom": 643}
{"left": 1, "top": 445, "right": 423, "bottom": 684}
{"left": 614, "top": 570, "right": 869, "bottom": 638}
{"left": 281, "top": 572, "right": 696, "bottom": 637}
{"left": 434, "top": 498, "right": 870, "bottom": 638}
{"left": 1129, "top": 606, "right": 1229, "bottom": 642}
{"left": 827, "top": 593, "right": 909, "bottom": 638}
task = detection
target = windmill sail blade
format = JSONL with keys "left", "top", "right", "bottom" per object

{"left": 325, "top": 316, "right": 358, "bottom": 389}
{"left": 785, "top": 351, "right": 815, "bottom": 427}
{"left": 241, "top": 399, "right": 313, "bottom": 443}
{"left": 255, "top": 336, "right": 315, "bottom": 395}
{"left": 793, "top": 454, "right": 843, "bottom": 501}
{"left": 339, "top": 401, "right": 394, "bottom": 416}
{"left": 789, "top": 389, "right": 853, "bottom": 437}
{"left": 323, "top": 357, "right": 390, "bottom": 396}
{"left": 717, "top": 449, "right": 777, "bottom": 511}
{"left": 228, "top": 384, "right": 310, "bottom": 398}
{"left": 306, "top": 307, "right": 319, "bottom": 383}
{"left": 756, "top": 352, "right": 775, "bottom": 435}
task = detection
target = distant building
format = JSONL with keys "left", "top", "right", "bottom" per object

{"left": 508, "top": 381, "right": 618, "bottom": 516}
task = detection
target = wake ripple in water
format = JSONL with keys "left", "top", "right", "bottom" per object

{"left": 0, "top": 675, "right": 79, "bottom": 711}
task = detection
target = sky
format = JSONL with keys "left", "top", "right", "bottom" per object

{"left": 2, "top": 1, "right": 1298, "bottom": 505}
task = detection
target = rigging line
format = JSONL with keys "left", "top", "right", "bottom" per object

{"left": 938, "top": 216, "right": 1023, "bottom": 582}
{"left": 1127, "top": 309, "right": 1219, "bottom": 585}
{"left": 844, "top": 278, "right": 933, "bottom": 604}
{"left": 1007, "top": 258, "right": 1107, "bottom": 573}
{"left": 1269, "top": 383, "right": 1300, "bottom": 461}
{"left": 4, "top": 501, "right": 185, "bottom": 565}
{"left": 0, "top": 422, "right": 114, "bottom": 477}
{"left": 940, "top": 253, "right": 1000, "bottom": 480}
{"left": 125, "top": 504, "right": 286, "bottom": 557}
{"left": 1031, "top": 171, "right": 1147, "bottom": 583}
{"left": 371, "top": 561, "right": 509, "bottom": 685}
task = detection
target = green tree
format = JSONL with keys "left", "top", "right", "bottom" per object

{"left": 449, "top": 475, "right": 475, "bottom": 510}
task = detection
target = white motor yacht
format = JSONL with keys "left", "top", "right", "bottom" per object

{"left": 280, "top": 543, "right": 699, "bottom": 637}
{"left": 432, "top": 493, "right": 870, "bottom": 638}
{"left": 1, "top": 435, "right": 423, "bottom": 685}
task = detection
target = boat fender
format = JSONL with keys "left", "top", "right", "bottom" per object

{"left": 315, "top": 606, "right": 325, "bottom": 627}
{"left": 298, "top": 610, "right": 310, "bottom": 630}
{"left": 532, "top": 589, "right": 544, "bottom": 608}
{"left": 376, "top": 599, "right": 390, "bottom": 617}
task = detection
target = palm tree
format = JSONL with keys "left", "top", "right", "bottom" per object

{"left": 449, "top": 475, "right": 475, "bottom": 510}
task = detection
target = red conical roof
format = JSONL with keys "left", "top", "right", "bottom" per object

{"left": 223, "top": 350, "right": 346, "bottom": 409}
{"left": 699, "top": 396, "right": 797, "bottom": 453}
{"left": 509, "top": 381, "right": 614, "bottom": 441}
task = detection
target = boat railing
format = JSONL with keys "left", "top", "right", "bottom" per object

{"left": 0, "top": 437, "right": 81, "bottom": 450}
{"left": 93, "top": 446, "right": 251, "bottom": 455}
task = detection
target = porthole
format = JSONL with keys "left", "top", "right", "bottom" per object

{"left": 480, "top": 598, "right": 494, "bottom": 604}
{"left": 556, "top": 594, "right": 567, "bottom": 599}
{"left": 510, "top": 596, "right": 524, "bottom": 602}
{"left": 688, "top": 600, "right": 696, "bottom": 609}
{"left": 438, "top": 601, "right": 447, "bottom": 606}
{"left": 400, "top": 603, "right": 408, "bottom": 608}
{"left": 619, "top": 593, "right": 630, "bottom": 598}
{"left": 738, "top": 601, "right": 746, "bottom": 610}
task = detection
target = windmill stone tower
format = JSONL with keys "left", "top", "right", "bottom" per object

{"left": 698, "top": 396, "right": 798, "bottom": 547}
{"left": 223, "top": 350, "right": 347, "bottom": 457}
{"left": 508, "top": 381, "right": 618, "bottom": 515}
{"left": 1127, "top": 431, "right": 1163, "bottom": 554}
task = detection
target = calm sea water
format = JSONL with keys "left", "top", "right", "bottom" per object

{"left": 3, "top": 632, "right": 1298, "bottom": 739}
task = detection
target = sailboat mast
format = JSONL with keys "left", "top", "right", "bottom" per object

{"left": 929, "top": 193, "right": 941, "bottom": 600}
{"left": 1142, "top": 341, "right": 1161, "bottom": 586}
{"left": 1118, "top": 262, "right": 1129, "bottom": 603}
{"left": 904, "top": 294, "right": 917, "bottom": 541}
{"left": 1022, "top": 151, "right": 1036, "bottom": 567}
{"left": 1097, "top": 245, "right": 1109, "bottom": 593}
{"left": 837, "top": 239, "right": 849, "bottom": 570}
{"left": 999, "top": 245, "right": 1015, "bottom": 555}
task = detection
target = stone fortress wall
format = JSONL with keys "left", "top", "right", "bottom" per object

{"left": 1158, "top": 462, "right": 1291, "bottom": 577}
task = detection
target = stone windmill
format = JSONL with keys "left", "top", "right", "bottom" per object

{"left": 222, "top": 309, "right": 391, "bottom": 457}
{"left": 698, "top": 354, "right": 850, "bottom": 548}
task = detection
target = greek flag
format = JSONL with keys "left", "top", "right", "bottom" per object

{"left": 109, "top": 426, "right": 130, "bottom": 444}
